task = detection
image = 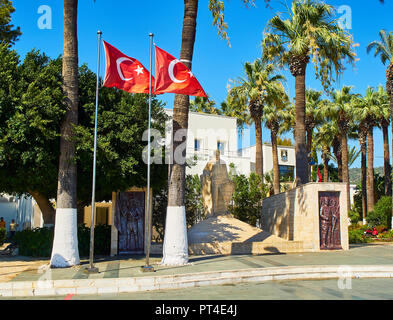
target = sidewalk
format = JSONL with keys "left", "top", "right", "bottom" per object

{"left": 0, "top": 243, "right": 392, "bottom": 297}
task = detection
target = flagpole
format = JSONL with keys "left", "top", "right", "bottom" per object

{"left": 86, "top": 30, "right": 102, "bottom": 274}
{"left": 142, "top": 33, "right": 154, "bottom": 272}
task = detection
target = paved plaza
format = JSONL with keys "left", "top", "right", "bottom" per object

{"left": 0, "top": 243, "right": 392, "bottom": 299}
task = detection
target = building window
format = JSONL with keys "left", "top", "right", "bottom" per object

{"left": 217, "top": 141, "right": 225, "bottom": 154}
{"left": 96, "top": 207, "right": 109, "bottom": 225}
{"left": 279, "top": 165, "right": 295, "bottom": 182}
{"left": 281, "top": 150, "right": 288, "bottom": 162}
{"left": 194, "top": 139, "right": 201, "bottom": 152}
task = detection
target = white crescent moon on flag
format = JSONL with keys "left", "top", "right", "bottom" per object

{"left": 168, "top": 59, "right": 186, "bottom": 84}
{"left": 116, "top": 57, "right": 134, "bottom": 81}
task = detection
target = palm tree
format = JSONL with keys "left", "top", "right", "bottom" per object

{"left": 357, "top": 120, "right": 368, "bottom": 223}
{"left": 315, "top": 123, "right": 335, "bottom": 182}
{"left": 263, "top": 89, "right": 289, "bottom": 195}
{"left": 347, "top": 146, "right": 361, "bottom": 168}
{"left": 190, "top": 95, "right": 222, "bottom": 115}
{"left": 375, "top": 86, "right": 391, "bottom": 196}
{"left": 326, "top": 86, "right": 358, "bottom": 213}
{"left": 163, "top": 0, "right": 264, "bottom": 266}
{"left": 229, "top": 59, "right": 285, "bottom": 178}
{"left": 353, "top": 88, "right": 384, "bottom": 213}
{"left": 262, "top": 0, "right": 356, "bottom": 186}
{"left": 162, "top": 0, "right": 199, "bottom": 267}
{"left": 305, "top": 89, "right": 325, "bottom": 180}
{"left": 50, "top": 0, "right": 80, "bottom": 268}
{"left": 367, "top": 30, "right": 393, "bottom": 197}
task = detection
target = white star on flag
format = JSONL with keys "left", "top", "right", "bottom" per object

{"left": 188, "top": 71, "right": 194, "bottom": 78}
{"left": 135, "top": 65, "right": 144, "bottom": 75}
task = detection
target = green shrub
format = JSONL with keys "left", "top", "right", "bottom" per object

{"left": 348, "top": 228, "right": 372, "bottom": 244}
{"left": 366, "top": 196, "right": 392, "bottom": 228}
{"left": 14, "top": 227, "right": 54, "bottom": 257}
{"left": 77, "top": 224, "right": 111, "bottom": 257}
{"left": 229, "top": 173, "right": 268, "bottom": 227}
{"left": 348, "top": 210, "right": 361, "bottom": 225}
{"left": 377, "top": 230, "right": 393, "bottom": 240}
{"left": 14, "top": 224, "right": 111, "bottom": 258}
{"left": 0, "top": 228, "right": 6, "bottom": 246}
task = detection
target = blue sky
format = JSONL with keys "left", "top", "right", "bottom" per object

{"left": 10, "top": 0, "right": 393, "bottom": 169}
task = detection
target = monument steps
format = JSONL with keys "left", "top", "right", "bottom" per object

{"left": 184, "top": 215, "right": 308, "bottom": 255}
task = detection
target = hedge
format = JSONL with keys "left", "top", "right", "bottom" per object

{"left": 14, "top": 224, "right": 111, "bottom": 258}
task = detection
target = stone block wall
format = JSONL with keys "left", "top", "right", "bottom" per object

{"left": 261, "top": 183, "right": 349, "bottom": 252}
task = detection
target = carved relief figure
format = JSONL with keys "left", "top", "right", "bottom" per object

{"left": 114, "top": 191, "right": 145, "bottom": 253}
{"left": 319, "top": 192, "right": 342, "bottom": 250}
{"left": 319, "top": 197, "right": 331, "bottom": 249}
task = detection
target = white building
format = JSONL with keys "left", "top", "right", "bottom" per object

{"left": 164, "top": 109, "right": 296, "bottom": 180}
{"left": 0, "top": 194, "right": 42, "bottom": 232}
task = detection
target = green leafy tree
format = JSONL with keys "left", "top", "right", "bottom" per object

{"left": 0, "top": 0, "right": 21, "bottom": 45}
{"left": 262, "top": 0, "right": 356, "bottom": 186}
{"left": 0, "top": 47, "right": 168, "bottom": 228}
{"left": 0, "top": 47, "right": 64, "bottom": 225}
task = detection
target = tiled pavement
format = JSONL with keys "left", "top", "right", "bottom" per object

{"left": 7, "top": 243, "right": 393, "bottom": 283}
{"left": 0, "top": 243, "right": 392, "bottom": 298}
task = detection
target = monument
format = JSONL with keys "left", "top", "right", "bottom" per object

{"left": 200, "top": 150, "right": 235, "bottom": 217}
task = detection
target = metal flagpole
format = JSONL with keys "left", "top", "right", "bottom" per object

{"left": 86, "top": 30, "right": 102, "bottom": 274}
{"left": 142, "top": 33, "right": 155, "bottom": 272}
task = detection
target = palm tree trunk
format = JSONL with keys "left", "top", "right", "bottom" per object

{"left": 294, "top": 74, "right": 308, "bottom": 186}
{"left": 382, "top": 124, "right": 392, "bottom": 196}
{"left": 162, "top": 0, "right": 198, "bottom": 266}
{"left": 255, "top": 117, "right": 263, "bottom": 177}
{"left": 50, "top": 0, "right": 80, "bottom": 268}
{"left": 341, "top": 134, "right": 351, "bottom": 213}
{"left": 390, "top": 88, "right": 393, "bottom": 230}
{"left": 333, "top": 137, "right": 342, "bottom": 182}
{"left": 367, "top": 128, "right": 375, "bottom": 213}
{"left": 359, "top": 135, "right": 367, "bottom": 224}
{"left": 306, "top": 127, "right": 313, "bottom": 182}
{"left": 323, "top": 152, "right": 329, "bottom": 183}
{"left": 28, "top": 190, "right": 55, "bottom": 225}
{"left": 271, "top": 126, "right": 280, "bottom": 195}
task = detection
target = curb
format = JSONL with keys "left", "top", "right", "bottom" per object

{"left": 1, "top": 265, "right": 393, "bottom": 297}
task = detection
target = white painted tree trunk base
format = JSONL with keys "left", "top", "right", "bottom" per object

{"left": 161, "top": 206, "right": 189, "bottom": 266}
{"left": 50, "top": 208, "right": 80, "bottom": 268}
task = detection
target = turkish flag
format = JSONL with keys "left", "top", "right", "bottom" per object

{"left": 103, "top": 41, "right": 153, "bottom": 94}
{"left": 154, "top": 46, "right": 207, "bottom": 97}
{"left": 318, "top": 167, "right": 323, "bottom": 183}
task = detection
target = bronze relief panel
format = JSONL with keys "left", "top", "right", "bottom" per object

{"left": 319, "top": 192, "right": 342, "bottom": 250}
{"left": 114, "top": 191, "right": 145, "bottom": 254}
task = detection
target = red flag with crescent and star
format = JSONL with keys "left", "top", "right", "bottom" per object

{"left": 103, "top": 41, "right": 154, "bottom": 94}
{"left": 154, "top": 46, "right": 207, "bottom": 97}
{"left": 318, "top": 167, "right": 323, "bottom": 183}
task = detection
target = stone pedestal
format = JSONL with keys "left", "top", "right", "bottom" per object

{"left": 261, "top": 183, "right": 349, "bottom": 252}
